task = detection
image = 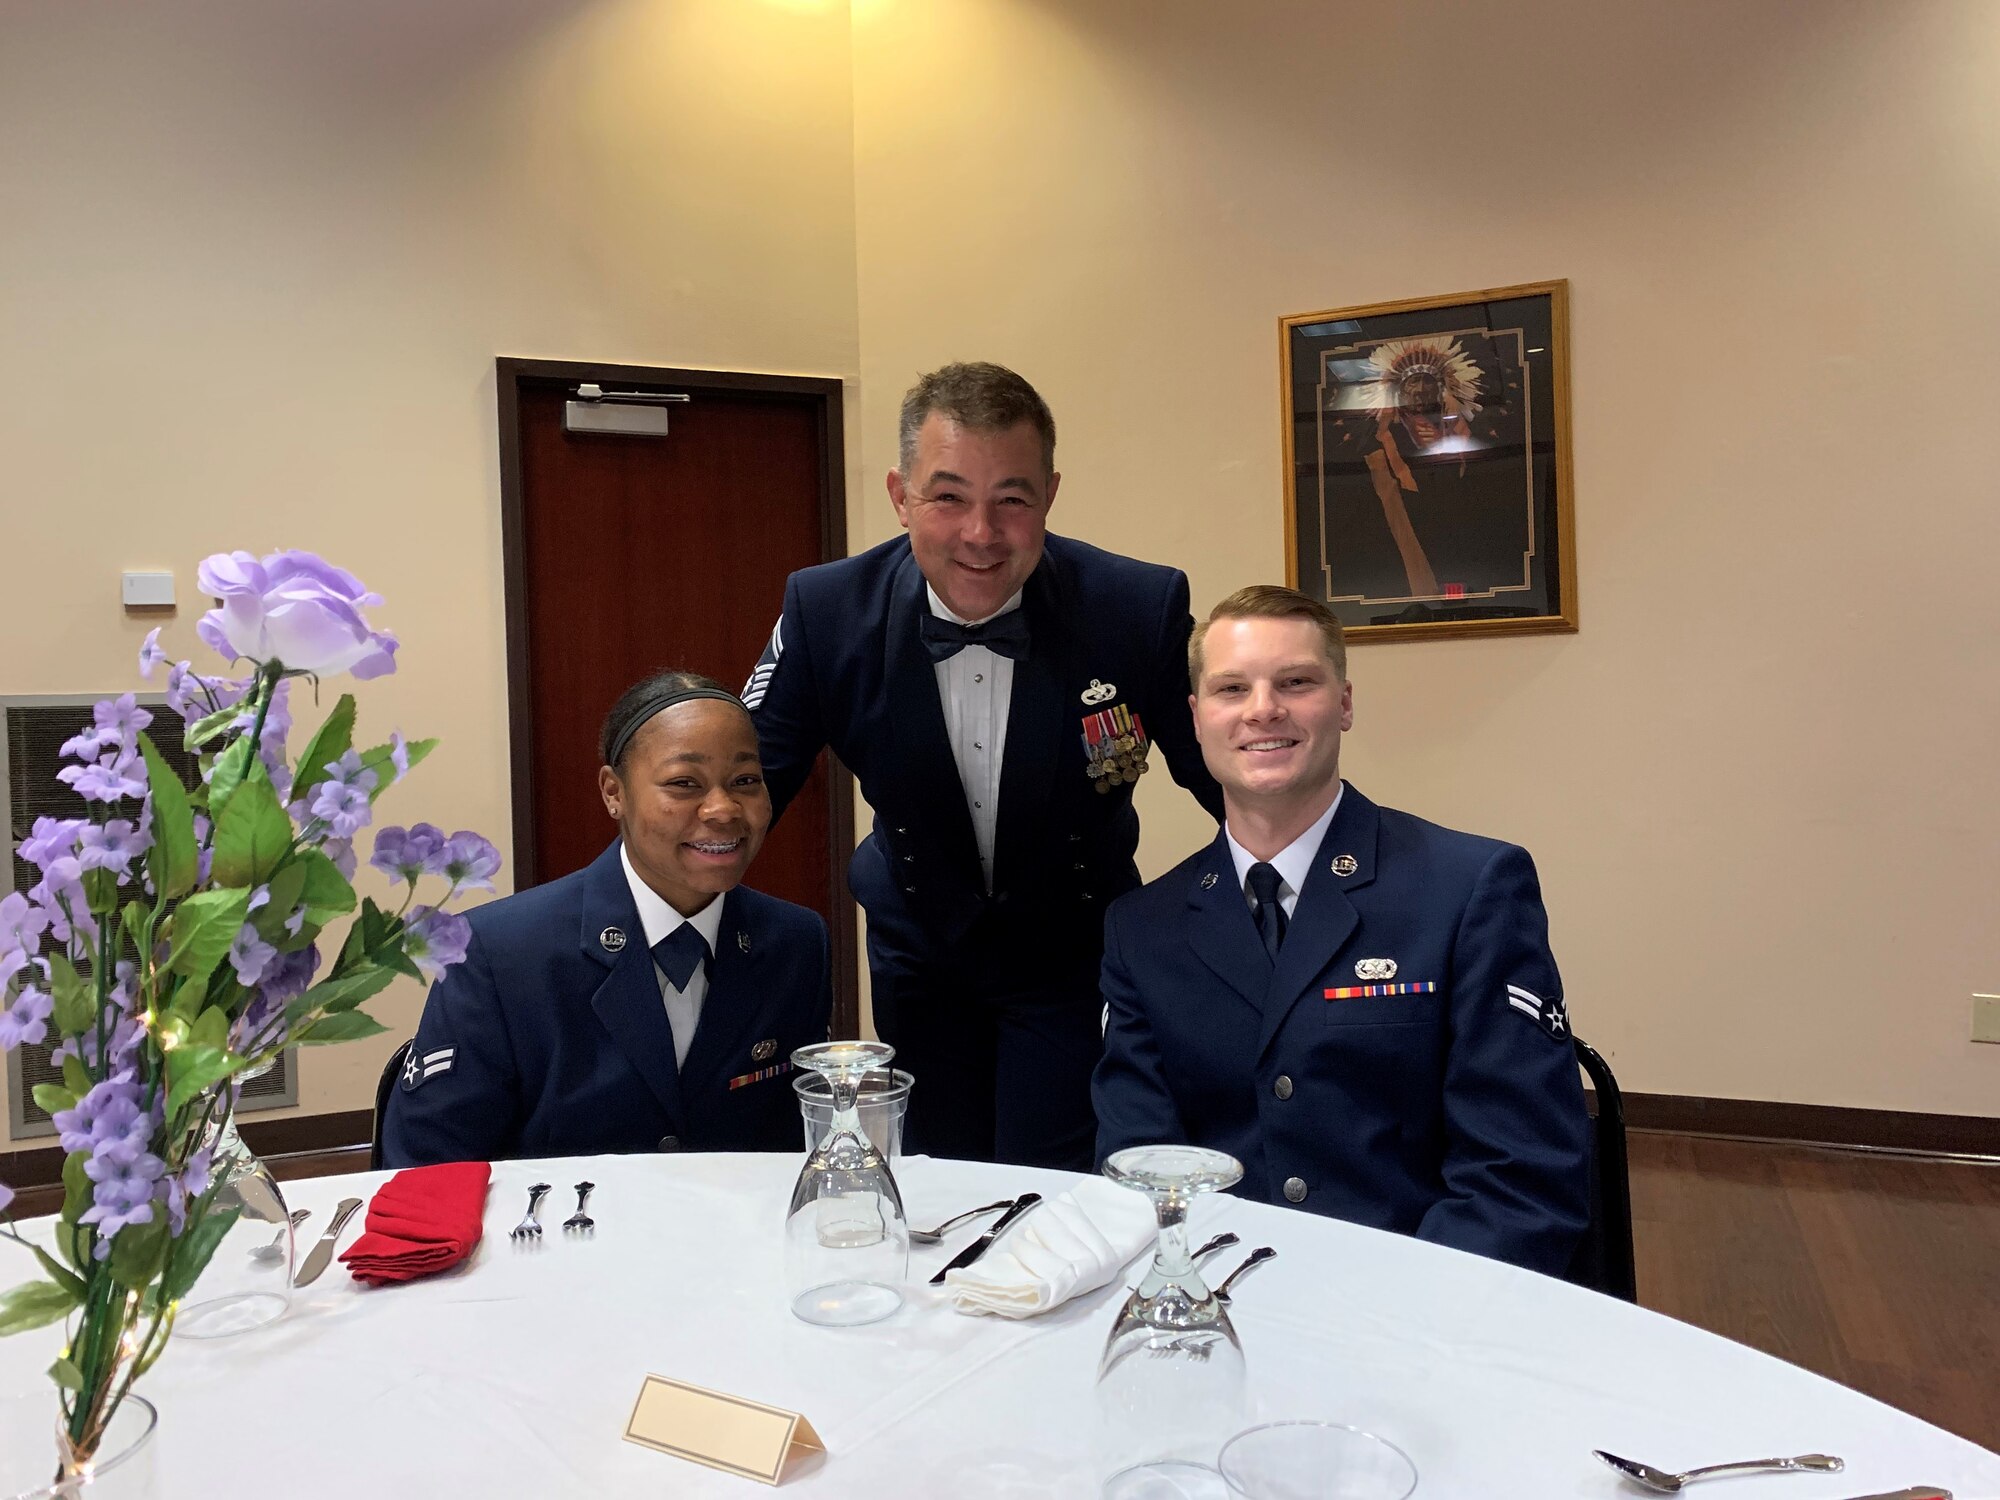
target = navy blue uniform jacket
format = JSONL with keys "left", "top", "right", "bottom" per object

{"left": 746, "top": 533, "right": 1224, "bottom": 964}
{"left": 382, "top": 841, "right": 831, "bottom": 1167}
{"left": 1092, "top": 785, "right": 1591, "bottom": 1277}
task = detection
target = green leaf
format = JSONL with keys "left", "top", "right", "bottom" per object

{"left": 160, "top": 1205, "right": 242, "bottom": 1305}
{"left": 288, "top": 964, "right": 397, "bottom": 1025}
{"left": 0, "top": 1280, "right": 79, "bottom": 1336}
{"left": 47, "top": 1356, "right": 84, "bottom": 1392}
{"left": 60, "top": 1056, "right": 91, "bottom": 1096}
{"left": 182, "top": 701, "right": 242, "bottom": 750}
{"left": 31, "top": 1083, "right": 77, "bottom": 1116}
{"left": 29, "top": 1246, "right": 86, "bottom": 1303}
{"left": 189, "top": 1003, "right": 230, "bottom": 1053}
{"left": 47, "top": 953, "right": 94, "bottom": 1039}
{"left": 294, "top": 1010, "right": 389, "bottom": 1045}
{"left": 165, "top": 887, "right": 251, "bottom": 985}
{"left": 211, "top": 771, "right": 292, "bottom": 888}
{"left": 206, "top": 735, "right": 257, "bottom": 824}
{"left": 60, "top": 1152, "right": 90, "bottom": 1227}
{"left": 108, "top": 1218, "right": 170, "bottom": 1292}
{"left": 81, "top": 866, "right": 121, "bottom": 916}
{"left": 164, "top": 1043, "right": 244, "bottom": 1118}
{"left": 359, "top": 736, "right": 437, "bottom": 802}
{"left": 289, "top": 694, "right": 357, "bottom": 806}
{"left": 250, "top": 861, "right": 309, "bottom": 943}
{"left": 295, "top": 848, "right": 356, "bottom": 918}
{"left": 138, "top": 731, "right": 199, "bottom": 899}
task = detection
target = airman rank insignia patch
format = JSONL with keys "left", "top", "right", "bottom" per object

{"left": 742, "top": 618, "right": 784, "bottom": 710}
{"left": 1507, "top": 984, "right": 1568, "bottom": 1039}
{"left": 402, "top": 1046, "right": 455, "bottom": 1091}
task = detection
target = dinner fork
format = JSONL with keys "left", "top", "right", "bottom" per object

{"left": 250, "top": 1208, "right": 311, "bottom": 1263}
{"left": 1214, "top": 1246, "right": 1276, "bottom": 1302}
{"left": 909, "top": 1198, "right": 1015, "bottom": 1245}
{"left": 511, "top": 1182, "right": 552, "bottom": 1241}
{"left": 563, "top": 1181, "right": 595, "bottom": 1235}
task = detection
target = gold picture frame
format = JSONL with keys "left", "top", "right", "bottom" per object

{"left": 1281, "top": 279, "right": 1578, "bottom": 642}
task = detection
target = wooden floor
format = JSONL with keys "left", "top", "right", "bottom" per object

{"left": 1630, "top": 1132, "right": 2000, "bottom": 1452}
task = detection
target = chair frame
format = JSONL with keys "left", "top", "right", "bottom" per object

{"left": 370, "top": 1038, "right": 415, "bottom": 1171}
{"left": 1572, "top": 1034, "right": 1637, "bottom": 1302}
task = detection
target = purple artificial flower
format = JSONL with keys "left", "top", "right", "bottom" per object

{"left": 53, "top": 1074, "right": 147, "bottom": 1159}
{"left": 0, "top": 1180, "right": 12, "bottom": 1216}
{"left": 404, "top": 905, "right": 472, "bottom": 981}
{"left": 58, "top": 746, "right": 149, "bottom": 803}
{"left": 442, "top": 831, "right": 502, "bottom": 894}
{"left": 18, "top": 816, "right": 86, "bottom": 870}
{"left": 370, "top": 823, "right": 448, "bottom": 884}
{"left": 258, "top": 945, "right": 320, "bottom": 1007}
{"left": 138, "top": 627, "right": 166, "bottom": 680}
{"left": 307, "top": 750, "right": 378, "bottom": 838}
{"left": 0, "top": 892, "right": 49, "bottom": 955}
{"left": 388, "top": 731, "right": 410, "bottom": 782}
{"left": 51, "top": 1014, "right": 141, "bottom": 1073}
{"left": 228, "top": 924, "right": 278, "bottom": 988}
{"left": 59, "top": 694, "right": 153, "bottom": 760}
{"left": 0, "top": 986, "right": 53, "bottom": 1050}
{"left": 158, "top": 1144, "right": 213, "bottom": 1236}
{"left": 0, "top": 947, "right": 29, "bottom": 993}
{"left": 321, "top": 837, "right": 356, "bottom": 881}
{"left": 195, "top": 550, "right": 399, "bottom": 680}
{"left": 81, "top": 1149, "right": 166, "bottom": 1243}
{"left": 76, "top": 818, "right": 147, "bottom": 877}
{"left": 27, "top": 858, "right": 94, "bottom": 945}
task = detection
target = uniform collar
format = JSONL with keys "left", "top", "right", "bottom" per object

{"left": 925, "top": 581, "right": 1024, "bottom": 627}
{"left": 1224, "top": 781, "right": 1345, "bottom": 904}
{"left": 619, "top": 843, "right": 727, "bottom": 956}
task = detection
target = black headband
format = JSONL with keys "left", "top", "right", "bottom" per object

{"left": 605, "top": 687, "right": 747, "bottom": 768}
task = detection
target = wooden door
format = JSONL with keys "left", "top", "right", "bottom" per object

{"left": 497, "top": 359, "right": 855, "bottom": 1027}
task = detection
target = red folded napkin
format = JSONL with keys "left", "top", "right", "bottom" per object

{"left": 338, "top": 1161, "right": 491, "bottom": 1285}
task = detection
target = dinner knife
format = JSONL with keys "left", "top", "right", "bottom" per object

{"left": 1830, "top": 1490, "right": 1951, "bottom": 1500}
{"left": 294, "top": 1197, "right": 365, "bottom": 1287}
{"left": 928, "top": 1192, "right": 1042, "bottom": 1285}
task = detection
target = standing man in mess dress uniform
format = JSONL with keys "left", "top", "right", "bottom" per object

{"left": 745, "top": 362, "right": 1224, "bottom": 1169}
{"left": 1093, "top": 586, "right": 1590, "bottom": 1276}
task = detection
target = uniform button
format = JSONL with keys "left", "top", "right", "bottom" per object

{"left": 901, "top": 854, "right": 915, "bottom": 863}
{"left": 1283, "top": 1176, "right": 1308, "bottom": 1203}
{"left": 1069, "top": 834, "right": 1083, "bottom": 844}
{"left": 974, "top": 674, "right": 984, "bottom": 684}
{"left": 1273, "top": 1075, "right": 1294, "bottom": 1101}
{"left": 658, "top": 1135, "right": 681, "bottom": 1152}
{"left": 903, "top": 884, "right": 917, "bottom": 895}
{"left": 896, "top": 826, "right": 909, "bottom": 835}
{"left": 1073, "top": 862, "right": 1086, "bottom": 872}
{"left": 973, "top": 741, "right": 983, "bottom": 750}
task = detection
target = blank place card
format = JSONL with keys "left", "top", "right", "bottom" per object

{"left": 622, "top": 1374, "right": 825, "bottom": 1486}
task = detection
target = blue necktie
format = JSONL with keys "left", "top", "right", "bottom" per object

{"left": 919, "top": 610, "right": 1031, "bottom": 663}
{"left": 1246, "top": 863, "right": 1288, "bottom": 961}
{"left": 651, "top": 924, "right": 709, "bottom": 992}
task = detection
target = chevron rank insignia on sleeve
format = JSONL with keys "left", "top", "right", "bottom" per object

{"left": 401, "top": 1045, "right": 456, "bottom": 1091}
{"left": 1506, "top": 985, "right": 1568, "bottom": 1040}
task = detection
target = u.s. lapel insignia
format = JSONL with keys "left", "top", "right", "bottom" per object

{"left": 751, "top": 1037, "right": 777, "bottom": 1062}
{"left": 599, "top": 926, "right": 627, "bottom": 953}
{"left": 737, "top": 931, "right": 751, "bottom": 954}
{"left": 1199, "top": 871, "right": 1218, "bottom": 889}
{"left": 1355, "top": 957, "right": 1397, "bottom": 980}
{"left": 1081, "top": 678, "right": 1117, "bottom": 705}
{"left": 1330, "top": 854, "right": 1359, "bottom": 877}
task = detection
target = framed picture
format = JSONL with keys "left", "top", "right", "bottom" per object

{"left": 1281, "top": 279, "right": 1577, "bottom": 642}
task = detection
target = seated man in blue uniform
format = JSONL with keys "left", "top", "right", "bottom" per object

{"left": 382, "top": 672, "right": 832, "bottom": 1166}
{"left": 1092, "top": 586, "right": 1590, "bottom": 1276}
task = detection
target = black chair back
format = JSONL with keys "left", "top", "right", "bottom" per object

{"left": 371, "top": 1039, "right": 415, "bottom": 1171}
{"left": 1567, "top": 1035, "right": 1637, "bottom": 1302}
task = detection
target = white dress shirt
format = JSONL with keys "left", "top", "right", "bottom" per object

{"left": 1224, "top": 782, "right": 1346, "bottom": 918}
{"left": 620, "top": 844, "right": 727, "bottom": 1069}
{"left": 927, "top": 583, "right": 1020, "bottom": 893}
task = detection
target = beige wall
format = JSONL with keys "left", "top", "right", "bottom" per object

{"left": 850, "top": 0, "right": 2000, "bottom": 1116}
{"left": 6, "top": 0, "right": 1996, "bottom": 1130}
{"left": 0, "top": 0, "right": 862, "bottom": 1128}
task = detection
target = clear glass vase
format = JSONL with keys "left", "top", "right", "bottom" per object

{"left": 173, "top": 1097, "right": 296, "bottom": 1340}
{"left": 0, "top": 1392, "right": 157, "bottom": 1500}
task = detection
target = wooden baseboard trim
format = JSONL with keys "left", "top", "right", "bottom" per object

{"left": 1619, "top": 1092, "right": 2000, "bottom": 1158}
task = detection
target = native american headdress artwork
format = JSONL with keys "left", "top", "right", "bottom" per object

{"left": 1360, "top": 336, "right": 1483, "bottom": 423}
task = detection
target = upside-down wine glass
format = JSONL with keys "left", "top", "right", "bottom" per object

{"left": 784, "top": 1040, "right": 909, "bottom": 1326}
{"left": 1095, "top": 1145, "right": 1249, "bottom": 1496}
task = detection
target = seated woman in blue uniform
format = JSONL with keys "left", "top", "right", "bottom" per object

{"left": 382, "top": 671, "right": 832, "bottom": 1166}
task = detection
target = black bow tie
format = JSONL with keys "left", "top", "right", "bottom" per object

{"left": 919, "top": 610, "right": 1031, "bottom": 664}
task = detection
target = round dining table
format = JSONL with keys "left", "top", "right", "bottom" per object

{"left": 4, "top": 1151, "right": 1996, "bottom": 1498}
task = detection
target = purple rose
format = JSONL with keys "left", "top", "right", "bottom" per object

{"left": 442, "top": 831, "right": 502, "bottom": 894}
{"left": 404, "top": 905, "right": 472, "bottom": 980}
{"left": 371, "top": 823, "right": 448, "bottom": 884}
{"left": 195, "top": 550, "right": 399, "bottom": 679}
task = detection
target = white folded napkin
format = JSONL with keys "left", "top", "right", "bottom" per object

{"left": 942, "top": 1179, "right": 1156, "bottom": 1319}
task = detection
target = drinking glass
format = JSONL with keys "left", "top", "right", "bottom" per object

{"left": 1095, "top": 1145, "right": 1248, "bottom": 1489}
{"left": 793, "top": 1067, "right": 913, "bottom": 1163}
{"left": 1217, "top": 1422, "right": 1418, "bottom": 1500}
{"left": 784, "top": 1040, "right": 909, "bottom": 1326}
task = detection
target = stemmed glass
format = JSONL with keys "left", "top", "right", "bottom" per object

{"left": 783, "top": 1040, "right": 909, "bottom": 1326}
{"left": 1095, "top": 1145, "right": 1248, "bottom": 1495}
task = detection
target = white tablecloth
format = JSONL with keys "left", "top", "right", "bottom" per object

{"left": 3, "top": 1152, "right": 1995, "bottom": 1497}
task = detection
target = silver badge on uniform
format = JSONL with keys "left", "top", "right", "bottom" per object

{"left": 751, "top": 1037, "right": 777, "bottom": 1062}
{"left": 1330, "top": 854, "right": 1359, "bottom": 877}
{"left": 600, "top": 926, "right": 627, "bottom": 953}
{"left": 737, "top": 931, "right": 751, "bottom": 953}
{"left": 1355, "top": 957, "right": 1397, "bottom": 980}
{"left": 1081, "top": 678, "right": 1117, "bottom": 705}
{"left": 1200, "top": 871, "right": 1218, "bottom": 889}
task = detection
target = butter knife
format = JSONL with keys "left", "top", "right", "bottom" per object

{"left": 928, "top": 1192, "right": 1042, "bottom": 1285}
{"left": 1833, "top": 1490, "right": 1951, "bottom": 1500}
{"left": 294, "top": 1197, "right": 364, "bottom": 1287}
